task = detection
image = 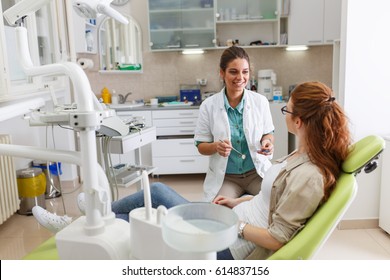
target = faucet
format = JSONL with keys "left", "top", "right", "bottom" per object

{"left": 118, "top": 92, "right": 132, "bottom": 104}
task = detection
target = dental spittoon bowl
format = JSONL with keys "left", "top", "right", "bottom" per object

{"left": 162, "top": 203, "right": 238, "bottom": 253}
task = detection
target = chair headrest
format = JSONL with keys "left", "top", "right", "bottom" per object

{"left": 342, "top": 135, "right": 385, "bottom": 174}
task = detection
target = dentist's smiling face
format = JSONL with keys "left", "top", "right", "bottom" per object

{"left": 220, "top": 58, "right": 249, "bottom": 95}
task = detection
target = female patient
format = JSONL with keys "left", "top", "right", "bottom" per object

{"left": 33, "top": 81, "right": 351, "bottom": 260}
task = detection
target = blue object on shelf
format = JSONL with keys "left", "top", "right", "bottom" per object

{"left": 180, "top": 86, "right": 201, "bottom": 102}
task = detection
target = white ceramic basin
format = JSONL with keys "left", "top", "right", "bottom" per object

{"left": 109, "top": 102, "right": 144, "bottom": 109}
{"left": 162, "top": 203, "right": 238, "bottom": 253}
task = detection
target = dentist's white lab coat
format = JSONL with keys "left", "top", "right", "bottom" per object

{"left": 194, "top": 88, "right": 274, "bottom": 202}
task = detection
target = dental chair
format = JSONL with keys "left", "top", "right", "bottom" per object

{"left": 23, "top": 135, "right": 385, "bottom": 260}
{"left": 268, "top": 134, "right": 385, "bottom": 260}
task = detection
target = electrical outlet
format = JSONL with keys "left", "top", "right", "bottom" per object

{"left": 196, "top": 78, "right": 207, "bottom": 86}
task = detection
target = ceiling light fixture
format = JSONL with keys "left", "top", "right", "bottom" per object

{"left": 285, "top": 45, "right": 309, "bottom": 51}
{"left": 182, "top": 49, "right": 205, "bottom": 55}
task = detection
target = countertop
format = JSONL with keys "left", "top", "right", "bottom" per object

{"left": 109, "top": 103, "right": 201, "bottom": 111}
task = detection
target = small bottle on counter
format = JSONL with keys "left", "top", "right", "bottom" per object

{"left": 111, "top": 89, "right": 118, "bottom": 105}
{"left": 101, "top": 87, "right": 112, "bottom": 104}
{"left": 273, "top": 86, "right": 283, "bottom": 103}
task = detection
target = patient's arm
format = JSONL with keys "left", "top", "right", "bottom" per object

{"left": 243, "top": 225, "right": 283, "bottom": 251}
{"left": 213, "top": 195, "right": 253, "bottom": 208}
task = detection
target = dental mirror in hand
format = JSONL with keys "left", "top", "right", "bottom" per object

{"left": 220, "top": 140, "right": 246, "bottom": 159}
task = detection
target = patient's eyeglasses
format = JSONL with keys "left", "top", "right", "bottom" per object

{"left": 281, "top": 106, "right": 295, "bottom": 115}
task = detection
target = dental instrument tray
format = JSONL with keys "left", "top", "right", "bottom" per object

{"left": 113, "top": 164, "right": 155, "bottom": 185}
{"left": 161, "top": 101, "right": 193, "bottom": 107}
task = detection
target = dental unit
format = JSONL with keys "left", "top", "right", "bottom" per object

{"left": 0, "top": 0, "right": 238, "bottom": 260}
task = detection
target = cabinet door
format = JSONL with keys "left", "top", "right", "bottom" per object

{"left": 288, "top": 0, "right": 324, "bottom": 45}
{"left": 148, "top": 0, "right": 215, "bottom": 50}
{"left": 216, "top": 0, "right": 279, "bottom": 46}
{"left": 323, "top": 0, "right": 342, "bottom": 44}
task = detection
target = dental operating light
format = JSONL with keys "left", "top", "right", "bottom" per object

{"left": 3, "top": 0, "right": 128, "bottom": 26}
{"left": 73, "top": 0, "right": 129, "bottom": 24}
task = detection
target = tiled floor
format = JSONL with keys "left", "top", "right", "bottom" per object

{"left": 1, "top": 174, "right": 390, "bottom": 260}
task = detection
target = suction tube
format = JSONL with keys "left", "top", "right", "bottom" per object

{"left": 141, "top": 170, "right": 152, "bottom": 221}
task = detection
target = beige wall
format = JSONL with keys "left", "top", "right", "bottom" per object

{"left": 80, "top": 1, "right": 333, "bottom": 102}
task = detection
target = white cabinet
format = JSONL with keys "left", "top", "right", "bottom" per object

{"left": 288, "top": 0, "right": 341, "bottom": 45}
{"left": 269, "top": 102, "right": 289, "bottom": 161}
{"left": 379, "top": 136, "right": 390, "bottom": 234}
{"left": 151, "top": 108, "right": 209, "bottom": 175}
{"left": 323, "top": 0, "right": 342, "bottom": 44}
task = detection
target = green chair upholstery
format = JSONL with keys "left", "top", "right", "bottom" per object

{"left": 23, "top": 236, "right": 58, "bottom": 260}
{"left": 268, "top": 135, "right": 385, "bottom": 260}
{"left": 24, "top": 135, "right": 385, "bottom": 260}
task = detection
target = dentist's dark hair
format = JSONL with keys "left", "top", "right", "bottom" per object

{"left": 290, "top": 81, "right": 351, "bottom": 200}
{"left": 219, "top": 46, "right": 250, "bottom": 72}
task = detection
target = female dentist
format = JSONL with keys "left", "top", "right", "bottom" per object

{"left": 194, "top": 46, "right": 275, "bottom": 202}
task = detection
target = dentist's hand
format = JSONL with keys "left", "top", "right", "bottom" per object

{"left": 258, "top": 138, "right": 274, "bottom": 156}
{"left": 216, "top": 139, "right": 232, "bottom": 157}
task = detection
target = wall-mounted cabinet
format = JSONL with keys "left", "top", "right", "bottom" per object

{"left": 148, "top": 0, "right": 215, "bottom": 50}
{"left": 288, "top": 0, "right": 341, "bottom": 45}
{"left": 145, "top": 0, "right": 342, "bottom": 51}
{"left": 215, "top": 0, "right": 280, "bottom": 47}
{"left": 73, "top": 13, "right": 98, "bottom": 54}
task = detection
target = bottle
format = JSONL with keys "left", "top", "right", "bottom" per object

{"left": 273, "top": 86, "right": 283, "bottom": 103}
{"left": 101, "top": 87, "right": 111, "bottom": 104}
{"left": 111, "top": 89, "right": 118, "bottom": 104}
{"left": 85, "top": 30, "right": 94, "bottom": 52}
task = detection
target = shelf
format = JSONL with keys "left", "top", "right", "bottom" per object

{"left": 150, "top": 27, "right": 214, "bottom": 33}
{"left": 216, "top": 18, "right": 278, "bottom": 25}
{"left": 98, "top": 70, "right": 143, "bottom": 74}
{"left": 149, "top": 8, "right": 214, "bottom": 13}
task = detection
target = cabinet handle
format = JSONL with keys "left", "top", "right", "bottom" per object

{"left": 179, "top": 130, "right": 195, "bottom": 133}
{"left": 179, "top": 113, "right": 195, "bottom": 116}
{"left": 179, "top": 121, "right": 195, "bottom": 125}
{"left": 167, "top": 44, "right": 180, "bottom": 48}
{"left": 308, "top": 40, "right": 322, "bottom": 43}
{"left": 184, "top": 44, "right": 200, "bottom": 47}
{"left": 180, "top": 159, "right": 195, "bottom": 163}
{"left": 179, "top": 142, "right": 193, "bottom": 145}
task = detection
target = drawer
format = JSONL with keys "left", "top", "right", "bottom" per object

{"left": 152, "top": 156, "right": 209, "bottom": 175}
{"left": 152, "top": 109, "right": 199, "bottom": 119}
{"left": 156, "top": 127, "right": 196, "bottom": 136}
{"left": 109, "top": 126, "right": 156, "bottom": 154}
{"left": 116, "top": 110, "right": 153, "bottom": 127}
{"left": 153, "top": 118, "right": 198, "bottom": 128}
{"left": 152, "top": 138, "right": 199, "bottom": 157}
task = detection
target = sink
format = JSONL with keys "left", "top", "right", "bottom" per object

{"left": 162, "top": 203, "right": 238, "bottom": 253}
{"left": 109, "top": 102, "right": 144, "bottom": 109}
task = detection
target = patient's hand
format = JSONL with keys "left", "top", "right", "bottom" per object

{"left": 213, "top": 195, "right": 240, "bottom": 209}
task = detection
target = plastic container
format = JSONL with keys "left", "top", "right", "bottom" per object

{"left": 85, "top": 30, "right": 94, "bottom": 52}
{"left": 117, "top": 64, "right": 142, "bottom": 71}
{"left": 101, "top": 87, "right": 112, "bottom": 104}
{"left": 16, "top": 168, "right": 46, "bottom": 215}
{"left": 32, "top": 160, "right": 62, "bottom": 199}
